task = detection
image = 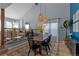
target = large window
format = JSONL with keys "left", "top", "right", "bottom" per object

{"left": 13, "top": 22, "right": 19, "bottom": 28}
{"left": 50, "top": 23, "right": 58, "bottom": 36}
{"left": 73, "top": 10, "right": 79, "bottom": 32}
{"left": 43, "top": 23, "right": 58, "bottom": 36}
{"left": 43, "top": 23, "right": 50, "bottom": 34}
{"left": 43, "top": 22, "right": 58, "bottom": 41}
{"left": 25, "top": 23, "right": 30, "bottom": 31}
{"left": 5, "top": 21, "right": 12, "bottom": 28}
{"left": 5, "top": 21, "right": 19, "bottom": 28}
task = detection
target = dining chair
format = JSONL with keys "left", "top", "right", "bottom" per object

{"left": 27, "top": 32, "right": 40, "bottom": 56}
{"left": 41, "top": 35, "right": 51, "bottom": 55}
{"left": 47, "top": 35, "right": 52, "bottom": 49}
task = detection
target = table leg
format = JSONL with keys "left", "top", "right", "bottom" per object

{"left": 39, "top": 45, "right": 42, "bottom": 55}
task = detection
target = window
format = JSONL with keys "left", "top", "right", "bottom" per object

{"left": 73, "top": 10, "right": 79, "bottom": 32}
{"left": 43, "top": 23, "right": 50, "bottom": 34}
{"left": 43, "top": 23, "right": 58, "bottom": 36}
{"left": 13, "top": 22, "right": 19, "bottom": 28}
{"left": 5, "top": 21, "right": 19, "bottom": 28}
{"left": 5, "top": 21, "right": 12, "bottom": 28}
{"left": 25, "top": 23, "right": 30, "bottom": 31}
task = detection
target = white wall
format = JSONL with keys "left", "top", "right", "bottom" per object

{"left": 22, "top": 3, "right": 70, "bottom": 29}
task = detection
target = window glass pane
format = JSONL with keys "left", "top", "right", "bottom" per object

{"left": 5, "top": 21, "right": 12, "bottom": 28}
{"left": 25, "top": 24, "right": 30, "bottom": 31}
{"left": 13, "top": 22, "right": 19, "bottom": 28}
{"left": 43, "top": 24, "right": 49, "bottom": 34}
{"left": 73, "top": 10, "right": 79, "bottom": 32}
{"left": 51, "top": 23, "right": 58, "bottom": 36}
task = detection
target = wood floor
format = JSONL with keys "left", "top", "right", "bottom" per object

{"left": 0, "top": 41, "right": 72, "bottom": 56}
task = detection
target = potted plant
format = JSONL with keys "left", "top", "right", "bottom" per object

{"left": 63, "top": 20, "right": 69, "bottom": 44}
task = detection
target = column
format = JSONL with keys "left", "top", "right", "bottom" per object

{"left": 0, "top": 9, "right": 5, "bottom": 48}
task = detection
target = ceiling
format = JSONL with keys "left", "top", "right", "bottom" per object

{"left": 0, "top": 3, "right": 70, "bottom": 20}
{"left": 0, "top": 3, "right": 12, "bottom": 8}
{"left": 5, "top": 3, "right": 34, "bottom": 19}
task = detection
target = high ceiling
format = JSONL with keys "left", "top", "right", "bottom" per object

{"left": 0, "top": 3, "right": 70, "bottom": 20}
{"left": 0, "top": 3, "right": 11, "bottom": 8}
{"left": 5, "top": 3, "right": 34, "bottom": 19}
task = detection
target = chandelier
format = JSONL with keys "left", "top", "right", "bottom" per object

{"left": 38, "top": 4, "right": 48, "bottom": 23}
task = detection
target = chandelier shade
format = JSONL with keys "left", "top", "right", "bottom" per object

{"left": 38, "top": 13, "right": 48, "bottom": 23}
{"left": 38, "top": 13, "right": 44, "bottom": 22}
{"left": 37, "top": 4, "right": 48, "bottom": 23}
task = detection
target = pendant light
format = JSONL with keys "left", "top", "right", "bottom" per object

{"left": 43, "top": 4, "right": 48, "bottom": 23}
{"left": 38, "top": 4, "right": 48, "bottom": 23}
{"left": 38, "top": 3, "right": 44, "bottom": 22}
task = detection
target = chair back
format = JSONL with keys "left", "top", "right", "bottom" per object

{"left": 47, "top": 35, "right": 51, "bottom": 43}
{"left": 42, "top": 37, "right": 48, "bottom": 44}
{"left": 27, "top": 36, "right": 33, "bottom": 49}
{"left": 31, "top": 29, "right": 34, "bottom": 37}
{"left": 26, "top": 32, "right": 33, "bottom": 49}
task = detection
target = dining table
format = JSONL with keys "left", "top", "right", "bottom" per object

{"left": 32, "top": 34, "right": 43, "bottom": 55}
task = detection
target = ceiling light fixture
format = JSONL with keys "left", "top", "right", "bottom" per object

{"left": 38, "top": 3, "right": 48, "bottom": 23}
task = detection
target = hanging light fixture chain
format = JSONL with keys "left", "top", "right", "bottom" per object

{"left": 44, "top": 4, "right": 47, "bottom": 17}
{"left": 40, "top": 3, "right": 42, "bottom": 14}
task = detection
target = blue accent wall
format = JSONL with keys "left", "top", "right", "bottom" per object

{"left": 70, "top": 3, "right": 79, "bottom": 42}
{"left": 70, "top": 3, "right": 79, "bottom": 18}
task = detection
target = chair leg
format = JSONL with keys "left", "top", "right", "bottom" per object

{"left": 45, "top": 46, "right": 48, "bottom": 55}
{"left": 49, "top": 43, "right": 52, "bottom": 47}
{"left": 48, "top": 45, "right": 50, "bottom": 50}
{"left": 34, "top": 50, "right": 36, "bottom": 56}
{"left": 28, "top": 49, "right": 31, "bottom": 56}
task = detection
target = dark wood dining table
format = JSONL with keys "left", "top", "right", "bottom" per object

{"left": 32, "top": 34, "right": 43, "bottom": 55}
